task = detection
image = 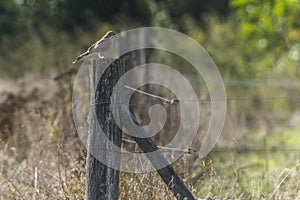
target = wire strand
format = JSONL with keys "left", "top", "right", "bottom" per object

{"left": 124, "top": 85, "right": 170, "bottom": 102}
{"left": 89, "top": 95, "right": 300, "bottom": 107}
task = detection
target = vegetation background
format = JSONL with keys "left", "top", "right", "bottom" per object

{"left": 0, "top": 0, "right": 299, "bottom": 199}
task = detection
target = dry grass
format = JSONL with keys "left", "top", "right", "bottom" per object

{"left": 0, "top": 76, "right": 299, "bottom": 200}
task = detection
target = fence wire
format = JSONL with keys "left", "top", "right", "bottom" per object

{"left": 90, "top": 95, "right": 300, "bottom": 107}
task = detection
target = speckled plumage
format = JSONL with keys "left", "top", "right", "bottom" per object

{"left": 73, "top": 31, "right": 116, "bottom": 64}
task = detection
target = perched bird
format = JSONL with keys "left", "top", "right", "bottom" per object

{"left": 72, "top": 30, "right": 116, "bottom": 64}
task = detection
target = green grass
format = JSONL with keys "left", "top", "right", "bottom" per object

{"left": 194, "top": 129, "right": 300, "bottom": 199}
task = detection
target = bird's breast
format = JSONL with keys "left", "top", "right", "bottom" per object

{"left": 94, "top": 39, "right": 112, "bottom": 52}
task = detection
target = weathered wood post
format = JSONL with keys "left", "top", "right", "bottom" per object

{"left": 85, "top": 57, "right": 195, "bottom": 200}
{"left": 119, "top": 106, "right": 196, "bottom": 200}
{"left": 86, "top": 59, "right": 123, "bottom": 200}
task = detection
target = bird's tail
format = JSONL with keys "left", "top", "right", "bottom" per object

{"left": 72, "top": 51, "right": 90, "bottom": 64}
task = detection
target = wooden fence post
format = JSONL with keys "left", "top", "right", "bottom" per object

{"left": 86, "top": 59, "right": 123, "bottom": 200}
{"left": 85, "top": 57, "right": 195, "bottom": 200}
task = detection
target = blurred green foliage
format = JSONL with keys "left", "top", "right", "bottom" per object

{"left": 0, "top": 0, "right": 228, "bottom": 77}
{"left": 0, "top": 0, "right": 228, "bottom": 36}
{"left": 0, "top": 0, "right": 300, "bottom": 81}
{"left": 0, "top": 2, "right": 299, "bottom": 198}
{"left": 228, "top": 0, "right": 300, "bottom": 78}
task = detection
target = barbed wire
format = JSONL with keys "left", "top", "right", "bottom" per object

{"left": 211, "top": 147, "right": 300, "bottom": 153}
{"left": 215, "top": 79, "right": 300, "bottom": 88}
{"left": 90, "top": 96, "right": 300, "bottom": 107}
{"left": 109, "top": 146, "right": 300, "bottom": 154}
{"left": 89, "top": 85, "right": 300, "bottom": 107}
{"left": 81, "top": 85, "right": 300, "bottom": 156}
{"left": 121, "top": 138, "right": 300, "bottom": 154}
{"left": 114, "top": 147, "right": 300, "bottom": 155}
{"left": 167, "top": 77, "right": 300, "bottom": 87}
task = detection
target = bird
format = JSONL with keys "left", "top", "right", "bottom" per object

{"left": 72, "top": 30, "right": 116, "bottom": 64}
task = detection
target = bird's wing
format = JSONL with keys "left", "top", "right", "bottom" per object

{"left": 72, "top": 50, "right": 90, "bottom": 64}
{"left": 95, "top": 38, "right": 105, "bottom": 46}
{"left": 87, "top": 43, "right": 96, "bottom": 51}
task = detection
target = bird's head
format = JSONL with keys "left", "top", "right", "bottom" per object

{"left": 104, "top": 30, "right": 116, "bottom": 39}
